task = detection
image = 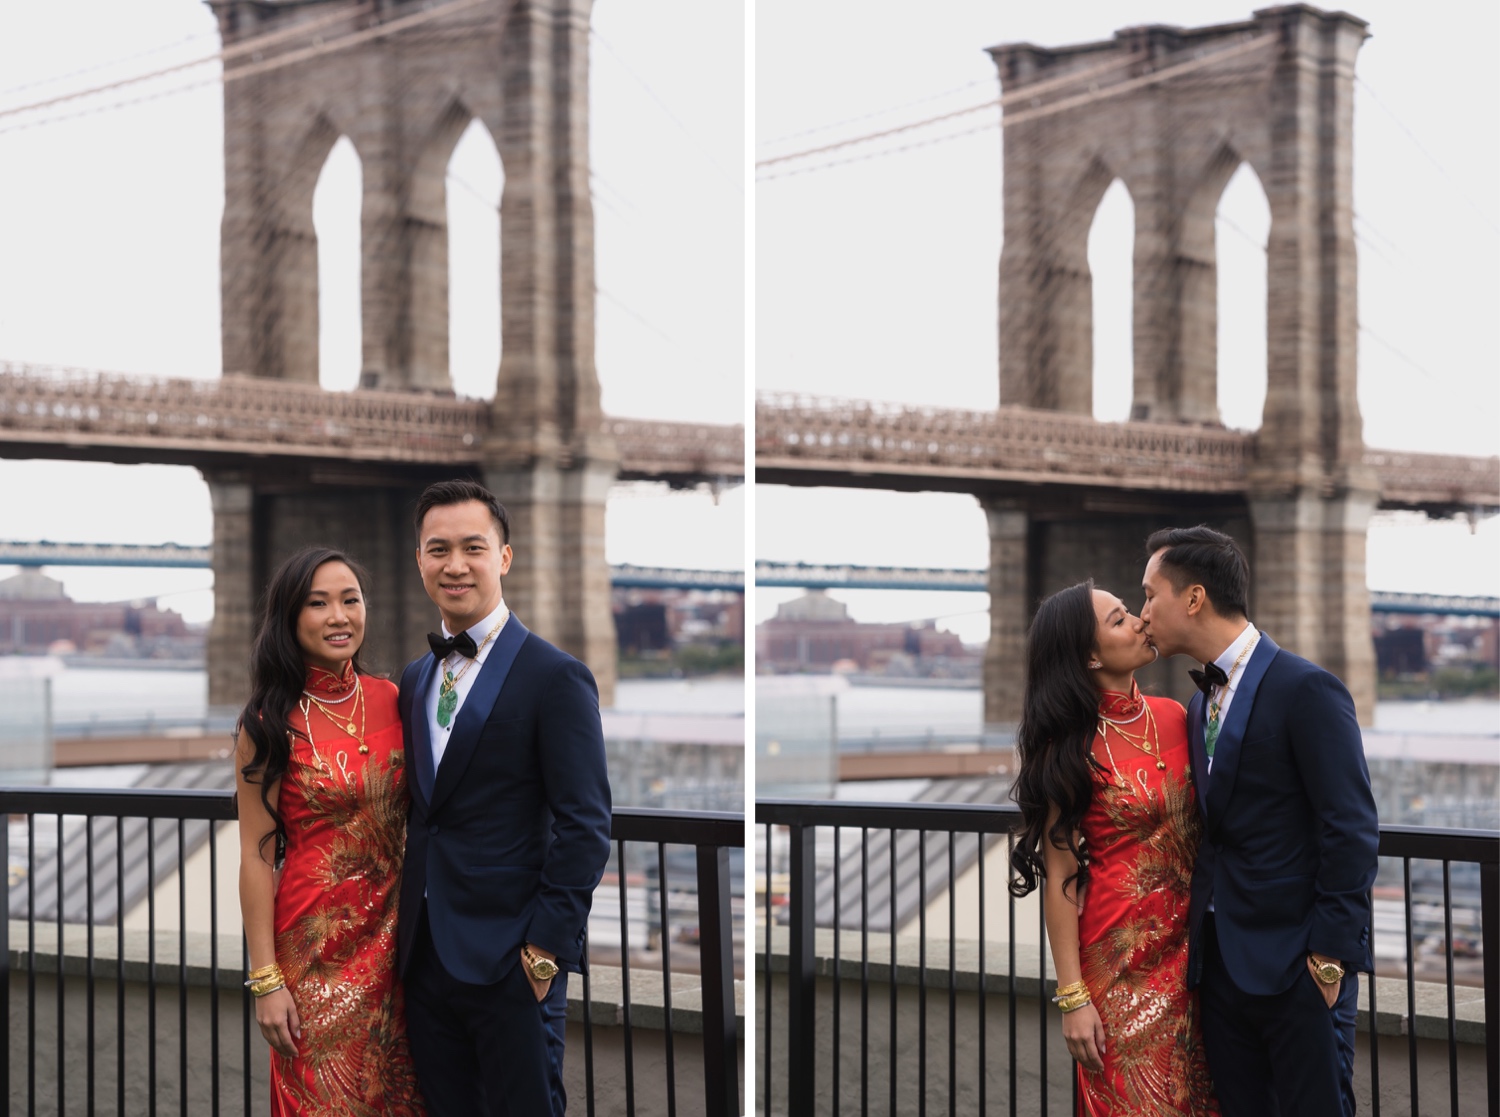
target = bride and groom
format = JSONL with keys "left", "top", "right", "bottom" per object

{"left": 233, "top": 479, "right": 612, "bottom": 1115}
{"left": 1010, "top": 525, "right": 1380, "bottom": 1116}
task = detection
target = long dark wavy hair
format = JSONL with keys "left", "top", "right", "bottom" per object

{"left": 236, "top": 546, "right": 369, "bottom": 862}
{"left": 1008, "top": 580, "right": 1106, "bottom": 901}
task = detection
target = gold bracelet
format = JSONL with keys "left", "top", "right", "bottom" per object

{"left": 1057, "top": 992, "right": 1093, "bottom": 1014}
{"left": 246, "top": 963, "right": 285, "bottom": 995}
{"left": 1053, "top": 980, "right": 1088, "bottom": 1000}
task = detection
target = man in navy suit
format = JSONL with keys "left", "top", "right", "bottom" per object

{"left": 396, "top": 479, "right": 612, "bottom": 1116}
{"left": 1140, "top": 525, "right": 1378, "bottom": 1117}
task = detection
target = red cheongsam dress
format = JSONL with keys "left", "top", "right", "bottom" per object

{"left": 1074, "top": 685, "right": 1219, "bottom": 1116}
{"left": 269, "top": 666, "right": 426, "bottom": 1116}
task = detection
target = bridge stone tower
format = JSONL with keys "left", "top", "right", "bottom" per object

{"left": 205, "top": 0, "right": 617, "bottom": 708}
{"left": 985, "top": 5, "right": 1377, "bottom": 723}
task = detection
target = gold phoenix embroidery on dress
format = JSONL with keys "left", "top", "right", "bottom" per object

{"left": 274, "top": 745, "right": 417, "bottom": 1115}
{"left": 1080, "top": 763, "right": 1215, "bottom": 1116}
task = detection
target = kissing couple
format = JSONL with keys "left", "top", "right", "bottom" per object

{"left": 232, "top": 478, "right": 613, "bottom": 1115}
{"left": 1010, "top": 525, "right": 1379, "bottom": 1116}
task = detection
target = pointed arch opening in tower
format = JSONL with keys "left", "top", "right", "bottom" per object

{"left": 447, "top": 118, "right": 505, "bottom": 400}
{"left": 311, "top": 135, "right": 362, "bottom": 391}
{"left": 1088, "top": 178, "right": 1135, "bottom": 423}
{"left": 1215, "top": 162, "right": 1270, "bottom": 431}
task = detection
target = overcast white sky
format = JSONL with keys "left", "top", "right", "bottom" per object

{"left": 755, "top": 0, "right": 1500, "bottom": 642}
{"left": 0, "top": 0, "right": 744, "bottom": 624}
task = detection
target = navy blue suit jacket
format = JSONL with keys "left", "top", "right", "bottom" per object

{"left": 396, "top": 615, "right": 612, "bottom": 986}
{"left": 1186, "top": 632, "right": 1378, "bottom": 996}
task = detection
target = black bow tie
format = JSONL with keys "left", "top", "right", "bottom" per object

{"left": 428, "top": 630, "right": 478, "bottom": 660}
{"left": 1188, "top": 661, "right": 1229, "bottom": 696}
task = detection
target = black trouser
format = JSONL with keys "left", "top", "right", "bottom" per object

{"left": 403, "top": 905, "right": 569, "bottom": 1116}
{"left": 1199, "top": 913, "right": 1358, "bottom": 1117}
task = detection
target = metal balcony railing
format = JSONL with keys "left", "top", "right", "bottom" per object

{"left": 1, "top": 786, "right": 743, "bottom": 1116}
{"left": 756, "top": 799, "right": 1498, "bottom": 1117}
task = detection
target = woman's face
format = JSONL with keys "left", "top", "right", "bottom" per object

{"left": 296, "top": 561, "right": 365, "bottom": 674}
{"left": 1090, "top": 588, "right": 1156, "bottom": 681}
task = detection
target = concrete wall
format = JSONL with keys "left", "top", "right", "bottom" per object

{"left": 7, "top": 933, "right": 743, "bottom": 1116}
{"left": 757, "top": 965, "right": 1488, "bottom": 1117}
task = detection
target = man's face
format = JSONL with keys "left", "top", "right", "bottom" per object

{"left": 1140, "top": 548, "right": 1190, "bottom": 657}
{"left": 416, "top": 500, "right": 512, "bottom": 629}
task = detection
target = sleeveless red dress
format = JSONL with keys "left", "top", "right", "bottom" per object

{"left": 270, "top": 666, "right": 426, "bottom": 1116}
{"left": 1075, "top": 686, "right": 1218, "bottom": 1116}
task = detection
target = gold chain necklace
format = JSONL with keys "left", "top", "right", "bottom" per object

{"left": 1209, "top": 632, "right": 1258, "bottom": 724}
{"left": 1098, "top": 697, "right": 1167, "bottom": 771}
{"left": 301, "top": 675, "right": 369, "bottom": 755}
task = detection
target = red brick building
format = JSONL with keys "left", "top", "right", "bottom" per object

{"left": 0, "top": 571, "right": 190, "bottom": 654}
{"left": 756, "top": 591, "right": 977, "bottom": 677}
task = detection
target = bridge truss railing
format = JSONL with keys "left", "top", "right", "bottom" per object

{"left": 0, "top": 364, "right": 746, "bottom": 480}
{"left": 756, "top": 393, "right": 1251, "bottom": 491}
{"left": 755, "top": 393, "right": 1500, "bottom": 509}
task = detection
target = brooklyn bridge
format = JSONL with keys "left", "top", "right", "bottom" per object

{"left": 755, "top": 5, "right": 1499, "bottom": 724}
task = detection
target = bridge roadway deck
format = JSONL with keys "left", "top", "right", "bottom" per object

{"left": 756, "top": 394, "right": 1500, "bottom": 513}
{"left": 0, "top": 365, "right": 743, "bottom": 485}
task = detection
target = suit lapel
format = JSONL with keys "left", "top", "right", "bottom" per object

{"left": 406, "top": 655, "right": 438, "bottom": 807}
{"left": 1186, "top": 689, "right": 1208, "bottom": 820}
{"left": 427, "top": 615, "right": 530, "bottom": 815}
{"left": 1203, "top": 631, "right": 1280, "bottom": 834}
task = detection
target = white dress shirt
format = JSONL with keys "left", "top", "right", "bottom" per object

{"left": 1206, "top": 621, "right": 1258, "bottom": 776}
{"left": 424, "top": 598, "right": 510, "bottom": 772}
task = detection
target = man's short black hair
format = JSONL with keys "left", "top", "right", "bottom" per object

{"left": 1145, "top": 525, "right": 1248, "bottom": 618}
{"left": 414, "top": 479, "right": 510, "bottom": 545}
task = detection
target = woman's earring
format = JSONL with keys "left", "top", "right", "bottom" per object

{"left": 1088, "top": 660, "right": 1102, "bottom": 670}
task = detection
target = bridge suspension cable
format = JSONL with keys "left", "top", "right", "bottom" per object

{"left": 757, "top": 33, "right": 1277, "bottom": 180}
{"left": 0, "top": 1, "right": 375, "bottom": 123}
{"left": 0, "top": 0, "right": 496, "bottom": 137}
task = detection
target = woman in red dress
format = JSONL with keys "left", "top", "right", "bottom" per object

{"left": 234, "top": 546, "right": 426, "bottom": 1115}
{"left": 1010, "top": 580, "right": 1218, "bottom": 1116}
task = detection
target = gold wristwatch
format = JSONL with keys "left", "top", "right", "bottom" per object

{"left": 523, "top": 945, "right": 559, "bottom": 982}
{"left": 1308, "top": 954, "right": 1345, "bottom": 985}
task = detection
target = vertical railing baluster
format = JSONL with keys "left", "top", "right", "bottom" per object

{"left": 696, "top": 842, "right": 738, "bottom": 1117}
{"left": 889, "top": 827, "right": 897, "bottom": 1117}
{"left": 1368, "top": 943, "right": 1380, "bottom": 1117}
{"left": 117, "top": 816, "right": 125, "bottom": 1117}
{"left": 179, "top": 817, "right": 188, "bottom": 1116}
{"left": 918, "top": 829, "right": 926, "bottom": 1117}
{"left": 87, "top": 815, "right": 96, "bottom": 1117}
{"left": 833, "top": 825, "right": 842, "bottom": 1112}
{"left": 947, "top": 833, "right": 955, "bottom": 1117}
{"left": 1444, "top": 860, "right": 1458, "bottom": 1117}
{"left": 656, "top": 843, "right": 676, "bottom": 1117}
{"left": 1404, "top": 856, "right": 1418, "bottom": 1113}
{"left": 617, "top": 839, "right": 635, "bottom": 1117}
{"left": 862, "top": 828, "right": 870, "bottom": 1117}
{"left": 788, "top": 823, "right": 816, "bottom": 1117}
{"left": 56, "top": 812, "right": 65, "bottom": 1116}
{"left": 582, "top": 930, "right": 596, "bottom": 1117}
{"left": 1007, "top": 831, "right": 1016, "bottom": 1117}
{"left": 210, "top": 822, "right": 220, "bottom": 1117}
{"left": 978, "top": 831, "right": 986, "bottom": 1117}
{"left": 1038, "top": 875, "right": 1047, "bottom": 1115}
{"left": 148, "top": 820, "right": 157, "bottom": 1117}
{"left": 28, "top": 812, "right": 35, "bottom": 1117}
{"left": 242, "top": 933, "right": 251, "bottom": 1117}
{"left": 764, "top": 823, "right": 772, "bottom": 1115}
{"left": 1480, "top": 854, "right": 1499, "bottom": 1117}
{"left": 0, "top": 801, "right": 9, "bottom": 1106}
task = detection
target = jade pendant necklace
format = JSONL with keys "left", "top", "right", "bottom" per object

{"left": 437, "top": 614, "right": 508, "bottom": 729}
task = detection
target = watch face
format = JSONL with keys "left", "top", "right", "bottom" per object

{"left": 534, "top": 959, "right": 559, "bottom": 980}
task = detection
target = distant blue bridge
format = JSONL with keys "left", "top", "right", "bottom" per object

{"left": 2, "top": 544, "right": 1495, "bottom": 616}
{"left": 752, "top": 561, "right": 1499, "bottom": 618}
{"left": 0, "top": 541, "right": 746, "bottom": 593}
